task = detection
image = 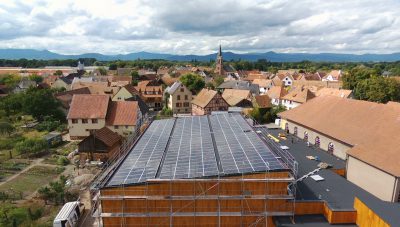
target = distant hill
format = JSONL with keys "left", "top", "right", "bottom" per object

{"left": 1, "top": 48, "right": 400, "bottom": 62}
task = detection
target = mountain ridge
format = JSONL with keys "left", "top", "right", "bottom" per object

{"left": 0, "top": 48, "right": 400, "bottom": 62}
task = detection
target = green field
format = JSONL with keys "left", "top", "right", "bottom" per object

{"left": 0, "top": 165, "right": 61, "bottom": 198}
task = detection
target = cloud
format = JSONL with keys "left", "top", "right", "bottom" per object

{"left": 0, "top": 0, "right": 399, "bottom": 55}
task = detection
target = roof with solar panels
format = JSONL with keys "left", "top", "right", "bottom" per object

{"left": 105, "top": 112, "right": 288, "bottom": 187}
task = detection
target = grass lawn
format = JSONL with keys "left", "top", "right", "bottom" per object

{"left": 0, "top": 165, "right": 61, "bottom": 198}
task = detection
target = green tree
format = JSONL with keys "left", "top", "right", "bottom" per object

{"left": 23, "top": 88, "right": 65, "bottom": 121}
{"left": 0, "top": 121, "right": 15, "bottom": 136}
{"left": 54, "top": 70, "right": 63, "bottom": 76}
{"left": 28, "top": 74, "right": 43, "bottom": 83}
{"left": 213, "top": 76, "right": 224, "bottom": 87}
{"left": 179, "top": 73, "right": 205, "bottom": 93}
{"left": 14, "top": 138, "right": 47, "bottom": 155}
{"left": 342, "top": 66, "right": 377, "bottom": 90}
{"left": 354, "top": 76, "right": 400, "bottom": 103}
{"left": 109, "top": 63, "right": 117, "bottom": 70}
{"left": 98, "top": 67, "right": 107, "bottom": 75}
{"left": 0, "top": 74, "right": 21, "bottom": 88}
{"left": 131, "top": 70, "right": 139, "bottom": 86}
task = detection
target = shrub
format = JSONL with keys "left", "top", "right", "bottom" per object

{"left": 57, "top": 156, "right": 70, "bottom": 166}
{"left": 14, "top": 138, "right": 47, "bottom": 155}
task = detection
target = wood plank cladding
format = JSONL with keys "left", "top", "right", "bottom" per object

{"left": 100, "top": 172, "right": 292, "bottom": 226}
{"left": 354, "top": 197, "right": 390, "bottom": 227}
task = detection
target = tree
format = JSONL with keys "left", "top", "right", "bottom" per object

{"left": 98, "top": 67, "right": 107, "bottom": 76}
{"left": 0, "top": 121, "right": 15, "bottom": 136}
{"left": 354, "top": 76, "right": 400, "bottom": 103}
{"left": 54, "top": 70, "right": 63, "bottom": 76}
{"left": 109, "top": 63, "right": 117, "bottom": 70}
{"left": 28, "top": 74, "right": 43, "bottom": 83}
{"left": 0, "top": 74, "right": 21, "bottom": 88}
{"left": 38, "top": 186, "right": 52, "bottom": 205}
{"left": 14, "top": 138, "right": 47, "bottom": 155}
{"left": 179, "top": 73, "right": 205, "bottom": 93}
{"left": 131, "top": 70, "right": 139, "bottom": 86}
{"left": 213, "top": 76, "right": 225, "bottom": 87}
{"left": 342, "top": 66, "right": 377, "bottom": 90}
{"left": 23, "top": 88, "right": 65, "bottom": 121}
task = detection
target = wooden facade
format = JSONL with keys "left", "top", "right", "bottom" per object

{"left": 192, "top": 93, "right": 229, "bottom": 115}
{"left": 99, "top": 172, "right": 294, "bottom": 227}
{"left": 78, "top": 131, "right": 121, "bottom": 163}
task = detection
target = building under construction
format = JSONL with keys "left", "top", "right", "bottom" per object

{"left": 94, "top": 113, "right": 298, "bottom": 226}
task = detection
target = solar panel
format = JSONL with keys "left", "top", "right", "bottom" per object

{"left": 106, "top": 113, "right": 286, "bottom": 187}
{"left": 209, "top": 113, "right": 284, "bottom": 174}
{"left": 160, "top": 116, "right": 219, "bottom": 179}
{"left": 107, "top": 119, "right": 175, "bottom": 186}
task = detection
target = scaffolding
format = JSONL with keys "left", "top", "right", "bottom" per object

{"left": 92, "top": 114, "right": 298, "bottom": 227}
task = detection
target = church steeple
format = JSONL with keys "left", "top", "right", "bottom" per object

{"left": 214, "top": 45, "right": 224, "bottom": 76}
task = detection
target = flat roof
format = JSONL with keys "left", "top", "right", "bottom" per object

{"left": 274, "top": 214, "right": 356, "bottom": 226}
{"left": 267, "top": 128, "right": 400, "bottom": 226}
{"left": 106, "top": 113, "right": 287, "bottom": 187}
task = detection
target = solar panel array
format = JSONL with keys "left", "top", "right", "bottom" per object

{"left": 107, "top": 113, "right": 286, "bottom": 187}
{"left": 160, "top": 116, "right": 219, "bottom": 179}
{"left": 209, "top": 113, "right": 284, "bottom": 174}
{"left": 107, "top": 119, "right": 175, "bottom": 186}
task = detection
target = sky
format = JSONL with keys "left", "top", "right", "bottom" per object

{"left": 0, "top": 0, "right": 400, "bottom": 55}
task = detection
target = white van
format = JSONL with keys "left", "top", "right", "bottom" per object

{"left": 53, "top": 201, "right": 84, "bottom": 227}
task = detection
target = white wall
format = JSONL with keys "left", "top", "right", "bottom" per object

{"left": 347, "top": 156, "right": 398, "bottom": 202}
{"left": 280, "top": 119, "right": 350, "bottom": 160}
{"left": 68, "top": 118, "right": 105, "bottom": 138}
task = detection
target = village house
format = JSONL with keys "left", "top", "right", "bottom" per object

{"left": 134, "top": 80, "right": 163, "bottom": 110}
{"left": 266, "top": 86, "right": 288, "bottom": 106}
{"left": 281, "top": 86, "right": 315, "bottom": 109}
{"left": 13, "top": 79, "right": 37, "bottom": 93}
{"left": 217, "top": 80, "right": 259, "bottom": 95}
{"left": 106, "top": 101, "right": 142, "bottom": 136}
{"left": 322, "top": 70, "right": 343, "bottom": 81}
{"left": 252, "top": 79, "right": 274, "bottom": 94}
{"left": 52, "top": 77, "right": 72, "bottom": 90}
{"left": 191, "top": 88, "right": 229, "bottom": 115}
{"left": 164, "top": 81, "right": 192, "bottom": 114}
{"left": 54, "top": 87, "right": 91, "bottom": 114}
{"left": 112, "top": 84, "right": 149, "bottom": 119}
{"left": 275, "top": 73, "right": 294, "bottom": 87}
{"left": 252, "top": 94, "right": 272, "bottom": 110}
{"left": 278, "top": 96, "right": 400, "bottom": 202}
{"left": 315, "top": 87, "right": 353, "bottom": 98}
{"left": 78, "top": 127, "right": 122, "bottom": 163}
{"left": 67, "top": 95, "right": 109, "bottom": 139}
{"left": 67, "top": 94, "right": 142, "bottom": 139}
{"left": 221, "top": 89, "right": 253, "bottom": 108}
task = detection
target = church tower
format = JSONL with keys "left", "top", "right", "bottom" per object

{"left": 214, "top": 45, "right": 224, "bottom": 76}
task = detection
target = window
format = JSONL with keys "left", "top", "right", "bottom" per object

{"left": 114, "top": 126, "right": 119, "bottom": 129}
{"left": 184, "top": 102, "right": 190, "bottom": 107}
{"left": 180, "top": 88, "right": 184, "bottom": 92}
{"left": 177, "top": 95, "right": 180, "bottom": 100}
{"left": 315, "top": 136, "right": 320, "bottom": 147}
{"left": 176, "top": 103, "right": 181, "bottom": 107}
{"left": 185, "top": 95, "right": 188, "bottom": 100}
{"left": 328, "top": 142, "right": 334, "bottom": 154}
{"left": 72, "top": 119, "right": 78, "bottom": 124}
{"left": 92, "top": 119, "right": 98, "bottom": 124}
{"left": 82, "top": 119, "right": 88, "bottom": 124}
{"left": 125, "top": 126, "right": 128, "bottom": 129}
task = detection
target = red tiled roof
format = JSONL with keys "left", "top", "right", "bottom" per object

{"left": 67, "top": 94, "right": 109, "bottom": 119}
{"left": 106, "top": 101, "right": 138, "bottom": 126}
